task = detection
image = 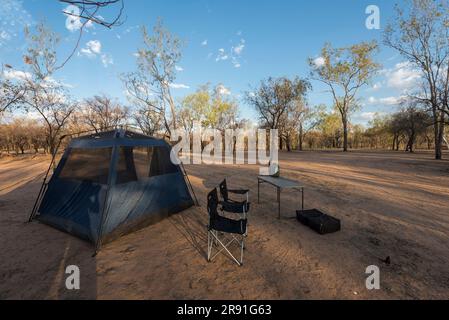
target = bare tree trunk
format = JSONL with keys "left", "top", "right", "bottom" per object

{"left": 435, "top": 112, "right": 445, "bottom": 159}
{"left": 298, "top": 123, "right": 303, "bottom": 151}
{"left": 407, "top": 132, "right": 415, "bottom": 153}
{"left": 343, "top": 117, "right": 348, "bottom": 152}
{"left": 286, "top": 134, "right": 292, "bottom": 152}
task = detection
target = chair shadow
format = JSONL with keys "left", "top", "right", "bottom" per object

{"left": 169, "top": 209, "right": 209, "bottom": 261}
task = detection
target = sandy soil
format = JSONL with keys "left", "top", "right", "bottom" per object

{"left": 0, "top": 150, "right": 448, "bottom": 299}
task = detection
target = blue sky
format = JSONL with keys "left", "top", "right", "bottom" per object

{"left": 0, "top": 0, "right": 418, "bottom": 125}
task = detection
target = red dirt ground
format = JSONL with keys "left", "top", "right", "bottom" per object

{"left": 0, "top": 150, "right": 448, "bottom": 299}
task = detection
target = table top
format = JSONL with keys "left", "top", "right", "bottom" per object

{"left": 257, "top": 175, "right": 304, "bottom": 189}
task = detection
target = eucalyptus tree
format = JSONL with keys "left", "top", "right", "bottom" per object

{"left": 384, "top": 0, "right": 449, "bottom": 159}
{"left": 309, "top": 42, "right": 380, "bottom": 151}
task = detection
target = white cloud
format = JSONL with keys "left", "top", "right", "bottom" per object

{"left": 0, "top": 30, "right": 11, "bottom": 41}
{"left": 313, "top": 56, "right": 326, "bottom": 68}
{"left": 216, "top": 84, "right": 231, "bottom": 96}
{"left": 381, "top": 61, "right": 421, "bottom": 91}
{"left": 41, "top": 76, "right": 74, "bottom": 88}
{"left": 2, "top": 70, "right": 75, "bottom": 88}
{"left": 233, "top": 41, "right": 245, "bottom": 55}
{"left": 3, "top": 69, "right": 31, "bottom": 81}
{"left": 368, "top": 96, "right": 377, "bottom": 104}
{"left": 175, "top": 65, "right": 184, "bottom": 72}
{"left": 101, "top": 53, "right": 113, "bottom": 67}
{"left": 361, "top": 112, "right": 383, "bottom": 120}
{"left": 353, "top": 112, "right": 387, "bottom": 122}
{"left": 79, "top": 40, "right": 102, "bottom": 58}
{"left": 216, "top": 48, "right": 229, "bottom": 61}
{"left": 63, "top": 5, "right": 94, "bottom": 32}
{"left": 231, "top": 56, "right": 241, "bottom": 68}
{"left": 79, "top": 40, "right": 113, "bottom": 68}
{"left": 367, "top": 96, "right": 408, "bottom": 106}
{"left": 0, "top": 0, "right": 33, "bottom": 47}
{"left": 380, "top": 96, "right": 406, "bottom": 105}
{"left": 371, "top": 82, "right": 382, "bottom": 91}
{"left": 87, "top": 40, "right": 101, "bottom": 54}
{"left": 170, "top": 83, "right": 190, "bottom": 89}
{"left": 215, "top": 37, "right": 246, "bottom": 68}
{"left": 201, "top": 39, "right": 208, "bottom": 46}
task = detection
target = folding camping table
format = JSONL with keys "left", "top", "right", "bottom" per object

{"left": 257, "top": 176, "right": 304, "bottom": 219}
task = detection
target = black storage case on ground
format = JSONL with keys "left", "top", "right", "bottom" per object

{"left": 296, "top": 209, "right": 341, "bottom": 234}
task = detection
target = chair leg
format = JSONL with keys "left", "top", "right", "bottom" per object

{"left": 240, "top": 235, "right": 245, "bottom": 266}
{"left": 208, "top": 231, "right": 243, "bottom": 266}
{"left": 207, "top": 230, "right": 212, "bottom": 262}
{"left": 214, "top": 230, "right": 219, "bottom": 246}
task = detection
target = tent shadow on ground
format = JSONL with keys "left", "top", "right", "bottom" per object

{"left": 0, "top": 178, "right": 98, "bottom": 299}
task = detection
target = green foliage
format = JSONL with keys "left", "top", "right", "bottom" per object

{"left": 178, "top": 84, "right": 238, "bottom": 130}
{"left": 309, "top": 41, "right": 380, "bottom": 151}
{"left": 245, "top": 76, "right": 311, "bottom": 129}
{"left": 24, "top": 22, "right": 61, "bottom": 80}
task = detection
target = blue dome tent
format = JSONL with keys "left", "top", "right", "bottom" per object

{"left": 29, "top": 129, "right": 197, "bottom": 253}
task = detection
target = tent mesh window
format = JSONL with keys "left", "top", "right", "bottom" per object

{"left": 58, "top": 147, "right": 112, "bottom": 184}
{"left": 116, "top": 146, "right": 179, "bottom": 184}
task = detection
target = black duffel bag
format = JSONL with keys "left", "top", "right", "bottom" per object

{"left": 296, "top": 209, "right": 341, "bottom": 235}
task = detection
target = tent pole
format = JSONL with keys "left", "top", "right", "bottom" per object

{"left": 93, "top": 140, "right": 119, "bottom": 256}
{"left": 29, "top": 126, "right": 120, "bottom": 222}
{"left": 28, "top": 136, "right": 66, "bottom": 222}
{"left": 180, "top": 162, "right": 199, "bottom": 206}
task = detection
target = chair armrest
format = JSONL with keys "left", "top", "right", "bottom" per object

{"left": 228, "top": 189, "right": 249, "bottom": 195}
{"left": 219, "top": 200, "right": 250, "bottom": 214}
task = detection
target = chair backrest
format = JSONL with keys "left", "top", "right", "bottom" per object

{"left": 207, "top": 188, "right": 219, "bottom": 219}
{"left": 219, "top": 179, "right": 228, "bottom": 201}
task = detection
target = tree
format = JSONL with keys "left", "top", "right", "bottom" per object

{"left": 384, "top": 0, "right": 449, "bottom": 159}
{"left": 132, "top": 105, "right": 163, "bottom": 136}
{"left": 246, "top": 77, "right": 311, "bottom": 150}
{"left": 82, "top": 95, "right": 129, "bottom": 132}
{"left": 0, "top": 64, "right": 27, "bottom": 115}
{"left": 296, "top": 104, "right": 323, "bottom": 151}
{"left": 9, "top": 119, "right": 29, "bottom": 154}
{"left": 177, "top": 84, "right": 238, "bottom": 150}
{"left": 309, "top": 41, "right": 380, "bottom": 151}
{"left": 178, "top": 85, "right": 212, "bottom": 131}
{"left": 279, "top": 99, "right": 308, "bottom": 151}
{"left": 56, "top": 0, "right": 125, "bottom": 69}
{"left": 21, "top": 22, "right": 75, "bottom": 154}
{"left": 122, "top": 19, "right": 183, "bottom": 137}
{"left": 246, "top": 77, "right": 310, "bottom": 129}
{"left": 390, "top": 105, "right": 431, "bottom": 152}
{"left": 60, "top": 0, "right": 125, "bottom": 28}
{"left": 316, "top": 111, "right": 342, "bottom": 149}
{"left": 364, "top": 114, "right": 392, "bottom": 149}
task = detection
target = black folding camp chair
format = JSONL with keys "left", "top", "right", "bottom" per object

{"left": 218, "top": 179, "right": 250, "bottom": 215}
{"left": 207, "top": 188, "right": 247, "bottom": 266}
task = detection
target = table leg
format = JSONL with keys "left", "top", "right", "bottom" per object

{"left": 302, "top": 187, "right": 304, "bottom": 211}
{"left": 277, "top": 187, "right": 281, "bottom": 219}
{"left": 257, "top": 179, "right": 260, "bottom": 204}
